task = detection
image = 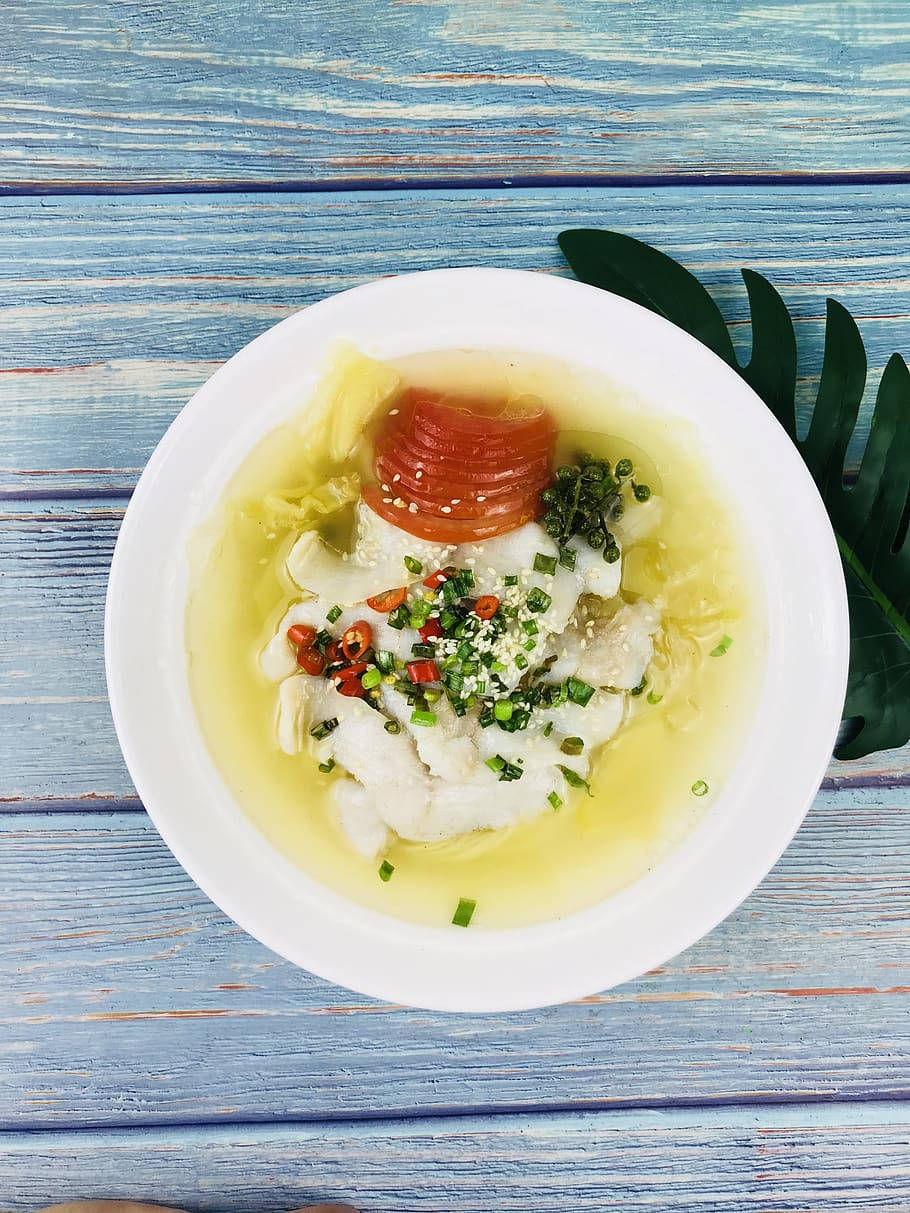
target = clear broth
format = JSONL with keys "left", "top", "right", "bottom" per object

{"left": 186, "top": 349, "right": 765, "bottom": 928}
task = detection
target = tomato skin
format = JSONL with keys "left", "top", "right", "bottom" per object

{"left": 341, "top": 621, "right": 373, "bottom": 661}
{"left": 407, "top": 659, "right": 441, "bottom": 684}
{"left": 419, "top": 619, "right": 443, "bottom": 641}
{"left": 287, "top": 623, "right": 317, "bottom": 648}
{"left": 473, "top": 595, "right": 500, "bottom": 620}
{"left": 366, "top": 587, "right": 407, "bottom": 613}
{"left": 368, "top": 388, "right": 555, "bottom": 543}
{"left": 296, "top": 647, "right": 326, "bottom": 676}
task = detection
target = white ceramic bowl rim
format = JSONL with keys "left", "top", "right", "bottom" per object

{"left": 105, "top": 268, "right": 849, "bottom": 1012}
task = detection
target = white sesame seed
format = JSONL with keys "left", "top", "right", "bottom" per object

{"left": 450, "top": 498, "right": 461, "bottom": 505}
{"left": 389, "top": 409, "right": 399, "bottom": 415}
{"left": 393, "top": 473, "right": 401, "bottom": 483}
{"left": 383, "top": 496, "right": 393, "bottom": 504}
{"left": 476, "top": 495, "right": 486, "bottom": 502}
{"left": 415, "top": 470, "right": 423, "bottom": 480}
{"left": 441, "top": 506, "right": 452, "bottom": 514}
{"left": 408, "top": 502, "right": 418, "bottom": 513}
{"left": 381, "top": 483, "right": 390, "bottom": 492}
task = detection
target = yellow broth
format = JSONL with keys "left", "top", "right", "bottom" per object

{"left": 186, "top": 349, "right": 765, "bottom": 928}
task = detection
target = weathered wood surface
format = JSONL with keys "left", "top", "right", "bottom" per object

{"left": 2, "top": 1105, "right": 910, "bottom": 1212}
{"left": 2, "top": 187, "right": 908, "bottom": 497}
{"left": 2, "top": 1, "right": 909, "bottom": 187}
{"left": 0, "top": 798, "right": 907, "bottom": 1127}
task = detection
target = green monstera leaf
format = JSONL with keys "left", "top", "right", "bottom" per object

{"left": 558, "top": 228, "right": 910, "bottom": 761}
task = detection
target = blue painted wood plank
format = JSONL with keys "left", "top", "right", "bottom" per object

{"left": 1, "top": 1, "right": 908, "bottom": 185}
{"left": 1, "top": 186, "right": 908, "bottom": 497}
{"left": 0, "top": 803, "right": 907, "bottom": 1126}
{"left": 2, "top": 1105, "right": 910, "bottom": 1212}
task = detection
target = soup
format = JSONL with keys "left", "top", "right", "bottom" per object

{"left": 186, "top": 347, "right": 764, "bottom": 928}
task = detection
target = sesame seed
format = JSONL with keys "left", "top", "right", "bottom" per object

{"left": 381, "top": 483, "right": 390, "bottom": 492}
{"left": 450, "top": 498, "right": 461, "bottom": 505}
{"left": 393, "top": 473, "right": 401, "bottom": 483}
{"left": 383, "top": 497, "right": 393, "bottom": 504}
{"left": 408, "top": 502, "right": 418, "bottom": 513}
{"left": 477, "top": 495, "right": 486, "bottom": 502}
{"left": 416, "top": 470, "right": 423, "bottom": 479}
{"left": 389, "top": 409, "right": 400, "bottom": 415}
{"left": 441, "top": 506, "right": 452, "bottom": 514}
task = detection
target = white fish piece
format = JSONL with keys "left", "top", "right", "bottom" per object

{"left": 261, "top": 599, "right": 413, "bottom": 682}
{"left": 475, "top": 721, "right": 564, "bottom": 770}
{"left": 333, "top": 779, "right": 391, "bottom": 860}
{"left": 425, "top": 765, "right": 563, "bottom": 838}
{"left": 286, "top": 501, "right": 451, "bottom": 605}
{"left": 573, "top": 539, "right": 622, "bottom": 599}
{"left": 537, "top": 690, "right": 626, "bottom": 752}
{"left": 276, "top": 674, "right": 313, "bottom": 755}
{"left": 613, "top": 495, "right": 663, "bottom": 546}
{"left": 382, "top": 687, "right": 479, "bottom": 783}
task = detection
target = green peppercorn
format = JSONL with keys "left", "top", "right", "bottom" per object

{"left": 604, "top": 543, "right": 621, "bottom": 563}
{"left": 557, "top": 464, "right": 578, "bottom": 481}
{"left": 587, "top": 528, "right": 605, "bottom": 549}
{"left": 541, "top": 487, "right": 559, "bottom": 505}
{"left": 634, "top": 483, "right": 651, "bottom": 501}
{"left": 615, "top": 457, "right": 633, "bottom": 478}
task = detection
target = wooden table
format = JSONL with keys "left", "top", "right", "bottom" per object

{"left": 2, "top": 3, "right": 909, "bottom": 1209}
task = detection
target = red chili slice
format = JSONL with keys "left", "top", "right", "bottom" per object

{"left": 473, "top": 595, "right": 500, "bottom": 620}
{"left": 324, "top": 640, "right": 341, "bottom": 665}
{"left": 423, "top": 569, "right": 447, "bottom": 590}
{"left": 296, "top": 647, "right": 326, "bottom": 676}
{"left": 407, "top": 659, "right": 441, "bottom": 684}
{"left": 419, "top": 619, "right": 443, "bottom": 641}
{"left": 366, "top": 587, "right": 407, "bottom": 613}
{"left": 332, "top": 661, "right": 368, "bottom": 684}
{"left": 287, "top": 623, "right": 317, "bottom": 648}
{"left": 341, "top": 621, "right": 373, "bottom": 661}
{"left": 335, "top": 676, "right": 366, "bottom": 698}
{"left": 367, "top": 387, "right": 555, "bottom": 543}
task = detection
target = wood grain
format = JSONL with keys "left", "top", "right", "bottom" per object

{"left": 1, "top": 1, "right": 908, "bottom": 186}
{"left": 3, "top": 1105, "right": 910, "bottom": 1212}
{"left": 1, "top": 186, "right": 908, "bottom": 499}
{"left": 0, "top": 801, "right": 907, "bottom": 1127}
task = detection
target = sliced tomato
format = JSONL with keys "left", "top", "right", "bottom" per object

{"left": 367, "top": 387, "right": 556, "bottom": 543}
{"left": 366, "top": 586, "right": 407, "bottom": 613}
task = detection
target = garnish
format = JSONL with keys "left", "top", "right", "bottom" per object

{"left": 558, "top": 764, "right": 592, "bottom": 794}
{"left": 361, "top": 667, "right": 382, "bottom": 690}
{"left": 540, "top": 451, "right": 649, "bottom": 562}
{"left": 629, "top": 679, "right": 647, "bottom": 697}
{"left": 296, "top": 647, "right": 326, "bottom": 676}
{"left": 526, "top": 587, "right": 552, "bottom": 613}
{"left": 560, "top": 736, "right": 584, "bottom": 756}
{"left": 310, "top": 718, "right": 339, "bottom": 740}
{"left": 473, "top": 594, "right": 500, "bottom": 620}
{"left": 710, "top": 634, "right": 734, "bottom": 657}
{"left": 646, "top": 690, "right": 663, "bottom": 705}
{"left": 407, "top": 659, "right": 440, "bottom": 684}
{"left": 341, "top": 621, "right": 373, "bottom": 660}
{"left": 533, "top": 552, "right": 558, "bottom": 575}
{"left": 318, "top": 758, "right": 336, "bottom": 773}
{"left": 387, "top": 604, "right": 411, "bottom": 630}
{"left": 558, "top": 225, "right": 910, "bottom": 761}
{"left": 404, "top": 555, "right": 423, "bottom": 575}
{"left": 366, "top": 587, "right": 407, "bottom": 613}
{"left": 558, "top": 546, "right": 577, "bottom": 571}
{"left": 566, "top": 677, "right": 595, "bottom": 706}
{"left": 452, "top": 897, "right": 476, "bottom": 927}
{"left": 410, "top": 708, "right": 437, "bottom": 727}
{"left": 384, "top": 719, "right": 401, "bottom": 735}
{"left": 326, "top": 604, "right": 343, "bottom": 624}
{"left": 548, "top": 790, "right": 563, "bottom": 810}
{"left": 287, "top": 623, "right": 317, "bottom": 648}
{"left": 378, "top": 860, "right": 395, "bottom": 882}
{"left": 691, "top": 779, "right": 709, "bottom": 797}
{"left": 374, "top": 649, "right": 396, "bottom": 675}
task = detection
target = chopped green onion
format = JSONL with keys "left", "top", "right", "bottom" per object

{"left": 558, "top": 764, "right": 592, "bottom": 795}
{"left": 548, "top": 790, "right": 563, "bottom": 810}
{"left": 533, "top": 553, "right": 558, "bottom": 575}
{"left": 410, "top": 708, "right": 437, "bottom": 727}
{"left": 449, "top": 696, "right": 468, "bottom": 717}
{"left": 361, "top": 667, "right": 381, "bottom": 690}
{"left": 423, "top": 688, "right": 442, "bottom": 703}
{"left": 710, "top": 634, "right": 734, "bottom": 657}
{"left": 456, "top": 640, "right": 474, "bottom": 660}
{"left": 629, "top": 679, "right": 647, "bottom": 697}
{"left": 523, "top": 639, "right": 537, "bottom": 652}
{"left": 314, "top": 628, "right": 333, "bottom": 651}
{"left": 326, "top": 604, "right": 343, "bottom": 624}
{"left": 522, "top": 619, "right": 539, "bottom": 636}
{"left": 452, "top": 897, "right": 476, "bottom": 928}
{"left": 691, "top": 779, "right": 709, "bottom": 797}
{"left": 378, "top": 860, "right": 395, "bottom": 882}
{"left": 310, "top": 718, "right": 339, "bottom": 740}
{"left": 646, "top": 690, "right": 663, "bottom": 705}
{"left": 485, "top": 755, "right": 506, "bottom": 772}
{"left": 384, "top": 719, "right": 401, "bottom": 735}
{"left": 404, "top": 555, "right": 423, "bottom": 575}
{"left": 494, "top": 700, "right": 513, "bottom": 722}
{"left": 441, "top": 578, "right": 460, "bottom": 605}
{"left": 408, "top": 600, "right": 432, "bottom": 627}
{"left": 445, "top": 671, "right": 465, "bottom": 695}
{"left": 479, "top": 707, "right": 495, "bottom": 728}
{"left": 503, "top": 574, "right": 519, "bottom": 586}
{"left": 439, "top": 606, "right": 462, "bottom": 632}
{"left": 459, "top": 567, "right": 475, "bottom": 590}
{"left": 527, "top": 587, "right": 552, "bottom": 613}
{"left": 560, "top": 736, "right": 584, "bottom": 756}
{"left": 499, "top": 759, "right": 524, "bottom": 781}
{"left": 411, "top": 643, "right": 435, "bottom": 658}
{"left": 387, "top": 605, "right": 411, "bottom": 630}
{"left": 375, "top": 650, "right": 396, "bottom": 675}
{"left": 566, "top": 677, "right": 596, "bottom": 706}
{"left": 542, "top": 721, "right": 554, "bottom": 737}
{"left": 318, "top": 758, "right": 336, "bottom": 773}
{"left": 558, "top": 546, "right": 577, "bottom": 571}
{"left": 490, "top": 660, "right": 507, "bottom": 673}
{"left": 514, "top": 653, "right": 529, "bottom": 671}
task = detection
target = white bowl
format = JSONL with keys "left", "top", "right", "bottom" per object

{"left": 105, "top": 268, "right": 848, "bottom": 1013}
